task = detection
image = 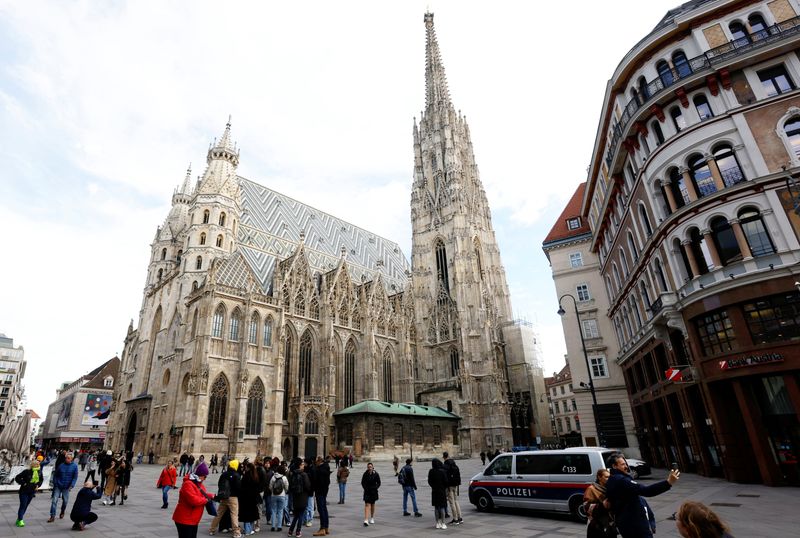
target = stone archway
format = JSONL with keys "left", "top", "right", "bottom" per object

{"left": 282, "top": 437, "right": 292, "bottom": 461}
{"left": 125, "top": 412, "right": 138, "bottom": 453}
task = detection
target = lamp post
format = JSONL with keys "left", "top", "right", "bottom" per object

{"left": 557, "top": 293, "right": 605, "bottom": 447}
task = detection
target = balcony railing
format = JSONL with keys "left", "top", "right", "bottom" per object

{"left": 649, "top": 296, "right": 664, "bottom": 315}
{"left": 604, "top": 14, "right": 800, "bottom": 169}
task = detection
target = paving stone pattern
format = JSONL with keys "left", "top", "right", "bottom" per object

{"left": 1, "top": 459, "right": 798, "bottom": 537}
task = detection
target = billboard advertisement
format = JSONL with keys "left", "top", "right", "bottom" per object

{"left": 56, "top": 397, "right": 73, "bottom": 428}
{"left": 81, "top": 393, "right": 112, "bottom": 426}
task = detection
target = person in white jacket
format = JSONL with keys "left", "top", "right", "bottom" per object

{"left": 268, "top": 465, "right": 290, "bottom": 532}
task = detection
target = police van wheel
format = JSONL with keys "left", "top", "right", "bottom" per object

{"left": 475, "top": 492, "right": 494, "bottom": 512}
{"left": 569, "top": 495, "right": 587, "bottom": 523}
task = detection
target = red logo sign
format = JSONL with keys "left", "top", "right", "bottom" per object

{"left": 665, "top": 367, "right": 683, "bottom": 382}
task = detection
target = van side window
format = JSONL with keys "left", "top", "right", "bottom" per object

{"left": 516, "top": 454, "right": 549, "bottom": 474}
{"left": 551, "top": 454, "right": 592, "bottom": 475}
{"left": 484, "top": 455, "right": 512, "bottom": 476}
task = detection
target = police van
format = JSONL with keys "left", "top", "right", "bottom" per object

{"left": 467, "top": 449, "right": 614, "bottom": 521}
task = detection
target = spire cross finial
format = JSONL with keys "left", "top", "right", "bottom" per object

{"left": 227, "top": 114, "right": 232, "bottom": 127}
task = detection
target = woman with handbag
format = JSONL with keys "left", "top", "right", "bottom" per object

{"left": 173, "top": 462, "right": 214, "bottom": 538}
{"left": 158, "top": 460, "right": 178, "bottom": 509}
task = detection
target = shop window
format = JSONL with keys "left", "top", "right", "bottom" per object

{"left": 758, "top": 65, "right": 795, "bottom": 97}
{"left": 695, "top": 309, "right": 737, "bottom": 356}
{"left": 743, "top": 292, "right": 800, "bottom": 344}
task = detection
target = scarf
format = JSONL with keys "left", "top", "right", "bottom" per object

{"left": 593, "top": 481, "right": 607, "bottom": 495}
{"left": 31, "top": 467, "right": 40, "bottom": 484}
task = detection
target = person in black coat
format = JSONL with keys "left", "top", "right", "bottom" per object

{"left": 288, "top": 462, "right": 312, "bottom": 536}
{"left": 399, "top": 458, "right": 422, "bottom": 517}
{"left": 361, "top": 462, "right": 381, "bottom": 527}
{"left": 14, "top": 459, "right": 43, "bottom": 527}
{"left": 238, "top": 462, "right": 263, "bottom": 536}
{"left": 312, "top": 456, "right": 332, "bottom": 535}
{"left": 427, "top": 458, "right": 449, "bottom": 529}
{"left": 113, "top": 460, "right": 132, "bottom": 505}
{"left": 70, "top": 479, "right": 103, "bottom": 531}
{"left": 605, "top": 454, "right": 679, "bottom": 538}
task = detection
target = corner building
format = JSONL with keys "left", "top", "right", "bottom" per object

{"left": 106, "top": 13, "right": 545, "bottom": 462}
{"left": 585, "top": 0, "right": 800, "bottom": 486}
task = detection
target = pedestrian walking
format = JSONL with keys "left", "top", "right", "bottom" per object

{"left": 348, "top": 453, "right": 353, "bottom": 468}
{"left": 188, "top": 454, "right": 195, "bottom": 473}
{"left": 173, "top": 461, "right": 214, "bottom": 538}
{"left": 49, "top": 452, "right": 78, "bottom": 522}
{"left": 312, "top": 456, "right": 331, "bottom": 536}
{"left": 288, "top": 461, "right": 312, "bottom": 537}
{"left": 136, "top": 451, "right": 143, "bottom": 465}
{"left": 149, "top": 450, "right": 155, "bottom": 464}
{"left": 675, "top": 500, "right": 734, "bottom": 538}
{"left": 479, "top": 451, "right": 486, "bottom": 465}
{"left": 336, "top": 461, "right": 349, "bottom": 504}
{"left": 303, "top": 459, "right": 315, "bottom": 528}
{"left": 69, "top": 479, "right": 103, "bottom": 531}
{"left": 361, "top": 462, "right": 381, "bottom": 527}
{"left": 158, "top": 460, "right": 179, "bottom": 509}
{"left": 79, "top": 451, "right": 88, "bottom": 471}
{"left": 583, "top": 468, "right": 616, "bottom": 538}
{"left": 209, "top": 459, "right": 242, "bottom": 538}
{"left": 239, "top": 462, "right": 262, "bottom": 536}
{"left": 392, "top": 455, "right": 399, "bottom": 476}
{"left": 442, "top": 452, "right": 463, "bottom": 525}
{"left": 179, "top": 452, "right": 189, "bottom": 476}
{"left": 13, "top": 458, "right": 43, "bottom": 527}
{"left": 85, "top": 455, "right": 98, "bottom": 483}
{"left": 210, "top": 454, "right": 219, "bottom": 474}
{"left": 427, "top": 458, "right": 449, "bottom": 530}
{"left": 195, "top": 455, "right": 205, "bottom": 473}
{"left": 112, "top": 459, "right": 132, "bottom": 506}
{"left": 268, "top": 465, "right": 289, "bottom": 532}
{"left": 398, "top": 458, "right": 422, "bottom": 517}
{"left": 102, "top": 459, "right": 118, "bottom": 505}
{"left": 606, "top": 454, "right": 679, "bottom": 538}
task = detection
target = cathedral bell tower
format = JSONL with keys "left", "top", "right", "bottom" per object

{"left": 410, "top": 13, "right": 513, "bottom": 454}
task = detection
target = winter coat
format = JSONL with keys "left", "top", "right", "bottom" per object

{"left": 14, "top": 468, "right": 43, "bottom": 494}
{"left": 606, "top": 469, "right": 671, "bottom": 537}
{"left": 116, "top": 464, "right": 132, "bottom": 487}
{"left": 289, "top": 471, "right": 312, "bottom": 511}
{"left": 103, "top": 465, "right": 118, "bottom": 496}
{"left": 399, "top": 464, "right": 417, "bottom": 489}
{"left": 70, "top": 486, "right": 102, "bottom": 521}
{"left": 217, "top": 468, "right": 242, "bottom": 498}
{"left": 584, "top": 482, "right": 617, "bottom": 538}
{"left": 427, "top": 459, "right": 448, "bottom": 508}
{"left": 336, "top": 465, "right": 349, "bottom": 484}
{"left": 238, "top": 473, "right": 263, "bottom": 523}
{"left": 313, "top": 462, "right": 331, "bottom": 496}
{"left": 172, "top": 475, "right": 213, "bottom": 526}
{"left": 53, "top": 461, "right": 79, "bottom": 490}
{"left": 361, "top": 469, "right": 381, "bottom": 504}
{"left": 87, "top": 459, "right": 97, "bottom": 472}
{"left": 157, "top": 466, "right": 178, "bottom": 488}
{"left": 179, "top": 453, "right": 189, "bottom": 465}
{"left": 268, "top": 472, "right": 289, "bottom": 497}
{"left": 443, "top": 458, "right": 461, "bottom": 487}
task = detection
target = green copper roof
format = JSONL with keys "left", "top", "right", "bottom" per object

{"left": 333, "top": 400, "right": 460, "bottom": 419}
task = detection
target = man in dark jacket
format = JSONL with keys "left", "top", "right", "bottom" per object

{"left": 399, "top": 458, "right": 422, "bottom": 517}
{"left": 312, "top": 456, "right": 332, "bottom": 536}
{"left": 179, "top": 452, "right": 189, "bottom": 476}
{"left": 443, "top": 452, "right": 463, "bottom": 525}
{"left": 49, "top": 452, "right": 79, "bottom": 522}
{"left": 209, "top": 459, "right": 242, "bottom": 538}
{"left": 70, "top": 479, "right": 103, "bottom": 530}
{"left": 605, "top": 454, "right": 679, "bottom": 538}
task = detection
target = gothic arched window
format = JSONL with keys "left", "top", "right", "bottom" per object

{"left": 299, "top": 330, "right": 313, "bottom": 396}
{"left": 263, "top": 317, "right": 273, "bottom": 347}
{"left": 191, "top": 309, "right": 199, "bottom": 339}
{"left": 245, "top": 378, "right": 265, "bottom": 436}
{"left": 338, "top": 303, "right": 349, "bottom": 326}
{"left": 229, "top": 308, "right": 241, "bottom": 341}
{"left": 383, "top": 349, "right": 393, "bottom": 403}
{"left": 294, "top": 292, "right": 305, "bottom": 316}
{"left": 203, "top": 210, "right": 210, "bottom": 224}
{"left": 305, "top": 411, "right": 319, "bottom": 435}
{"left": 352, "top": 306, "right": 361, "bottom": 330}
{"left": 344, "top": 340, "right": 356, "bottom": 407}
{"left": 161, "top": 248, "right": 167, "bottom": 260}
{"left": 282, "top": 331, "right": 293, "bottom": 419}
{"left": 196, "top": 256, "right": 203, "bottom": 270}
{"left": 309, "top": 298, "right": 320, "bottom": 320}
{"left": 249, "top": 313, "right": 259, "bottom": 345}
{"left": 435, "top": 239, "right": 449, "bottom": 293}
{"left": 219, "top": 212, "right": 226, "bottom": 226}
{"left": 212, "top": 305, "right": 225, "bottom": 338}
{"left": 216, "top": 234, "right": 223, "bottom": 248}
{"left": 449, "top": 348, "right": 459, "bottom": 377}
{"left": 207, "top": 374, "right": 228, "bottom": 434}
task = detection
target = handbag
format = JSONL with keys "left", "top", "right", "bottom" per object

{"left": 205, "top": 498, "right": 217, "bottom": 516}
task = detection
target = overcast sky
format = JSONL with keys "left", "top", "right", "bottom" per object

{"left": 0, "top": 0, "right": 680, "bottom": 419}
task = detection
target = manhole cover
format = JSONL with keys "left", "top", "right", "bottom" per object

{"left": 736, "top": 493, "right": 760, "bottom": 498}
{"left": 710, "top": 502, "right": 741, "bottom": 507}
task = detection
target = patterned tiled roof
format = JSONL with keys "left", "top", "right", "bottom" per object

{"left": 236, "top": 177, "right": 411, "bottom": 293}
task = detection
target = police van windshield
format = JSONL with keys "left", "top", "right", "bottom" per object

{"left": 484, "top": 455, "right": 511, "bottom": 476}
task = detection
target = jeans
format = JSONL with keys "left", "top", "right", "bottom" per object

{"left": 402, "top": 486, "right": 419, "bottom": 513}
{"left": 50, "top": 486, "right": 70, "bottom": 516}
{"left": 242, "top": 521, "right": 254, "bottom": 535}
{"left": 446, "top": 486, "right": 462, "bottom": 520}
{"left": 304, "top": 495, "right": 314, "bottom": 524}
{"left": 338, "top": 482, "right": 346, "bottom": 502}
{"left": 316, "top": 493, "right": 328, "bottom": 529}
{"left": 18, "top": 491, "right": 35, "bottom": 520}
{"left": 162, "top": 485, "right": 172, "bottom": 506}
{"left": 270, "top": 495, "right": 287, "bottom": 529}
{"left": 289, "top": 511, "right": 304, "bottom": 533}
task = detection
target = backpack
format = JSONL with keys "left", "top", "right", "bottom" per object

{"left": 397, "top": 468, "right": 406, "bottom": 485}
{"left": 446, "top": 460, "right": 461, "bottom": 486}
{"left": 271, "top": 475, "right": 285, "bottom": 495}
{"left": 290, "top": 472, "right": 305, "bottom": 495}
{"left": 216, "top": 473, "right": 231, "bottom": 500}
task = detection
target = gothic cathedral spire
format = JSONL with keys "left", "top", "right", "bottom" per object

{"left": 411, "top": 12, "right": 514, "bottom": 454}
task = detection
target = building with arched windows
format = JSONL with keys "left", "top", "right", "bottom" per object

{"left": 578, "top": 0, "right": 800, "bottom": 485}
{"left": 105, "top": 13, "right": 548, "bottom": 462}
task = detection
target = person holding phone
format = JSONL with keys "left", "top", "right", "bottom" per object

{"left": 605, "top": 453, "right": 680, "bottom": 538}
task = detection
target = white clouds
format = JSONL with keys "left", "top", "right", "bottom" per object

{"left": 0, "top": 0, "right": 678, "bottom": 415}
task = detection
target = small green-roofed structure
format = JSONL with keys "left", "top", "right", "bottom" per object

{"left": 333, "top": 400, "right": 461, "bottom": 419}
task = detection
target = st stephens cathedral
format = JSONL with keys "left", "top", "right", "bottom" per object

{"left": 106, "top": 13, "right": 548, "bottom": 461}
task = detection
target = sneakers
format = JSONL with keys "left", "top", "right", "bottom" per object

{"left": 414, "top": 512, "right": 423, "bottom": 517}
{"left": 363, "top": 521, "right": 369, "bottom": 527}
{"left": 295, "top": 532, "right": 302, "bottom": 538}
{"left": 435, "top": 522, "right": 442, "bottom": 529}
{"left": 304, "top": 521, "right": 312, "bottom": 527}
{"left": 209, "top": 532, "right": 216, "bottom": 536}
{"left": 403, "top": 512, "right": 411, "bottom": 516}
{"left": 448, "top": 519, "right": 457, "bottom": 525}
{"left": 456, "top": 518, "right": 463, "bottom": 525}
{"left": 368, "top": 517, "right": 374, "bottom": 525}
{"left": 15, "top": 520, "right": 24, "bottom": 527}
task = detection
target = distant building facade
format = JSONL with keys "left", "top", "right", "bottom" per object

{"left": 545, "top": 362, "right": 581, "bottom": 446}
{"left": 0, "top": 334, "right": 26, "bottom": 431}
{"left": 41, "top": 358, "right": 119, "bottom": 452}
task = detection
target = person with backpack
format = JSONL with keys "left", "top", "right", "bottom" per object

{"left": 288, "top": 461, "right": 312, "bottom": 538}
{"left": 336, "top": 460, "right": 349, "bottom": 504}
{"left": 398, "top": 458, "right": 422, "bottom": 517}
{"left": 268, "top": 464, "right": 289, "bottom": 532}
{"left": 158, "top": 460, "right": 178, "bottom": 509}
{"left": 14, "top": 458, "right": 43, "bottom": 527}
{"left": 443, "top": 452, "right": 462, "bottom": 525}
{"left": 209, "top": 459, "right": 242, "bottom": 538}
{"left": 360, "top": 462, "right": 381, "bottom": 527}
{"left": 311, "top": 456, "right": 332, "bottom": 536}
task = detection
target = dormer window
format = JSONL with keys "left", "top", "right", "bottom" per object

{"left": 103, "top": 376, "right": 114, "bottom": 388}
{"left": 567, "top": 217, "right": 581, "bottom": 230}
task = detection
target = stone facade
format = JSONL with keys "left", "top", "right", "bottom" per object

{"left": 0, "top": 334, "right": 26, "bottom": 431}
{"left": 106, "top": 13, "right": 546, "bottom": 463}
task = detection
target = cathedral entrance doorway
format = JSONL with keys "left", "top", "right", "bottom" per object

{"left": 304, "top": 437, "right": 318, "bottom": 459}
{"left": 125, "top": 412, "right": 138, "bottom": 453}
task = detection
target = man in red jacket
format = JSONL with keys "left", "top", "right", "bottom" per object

{"left": 157, "top": 460, "right": 178, "bottom": 509}
{"left": 173, "top": 462, "right": 213, "bottom": 538}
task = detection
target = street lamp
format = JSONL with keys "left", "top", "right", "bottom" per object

{"left": 557, "top": 293, "right": 605, "bottom": 447}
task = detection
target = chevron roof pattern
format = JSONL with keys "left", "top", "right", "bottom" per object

{"left": 236, "top": 177, "right": 411, "bottom": 294}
